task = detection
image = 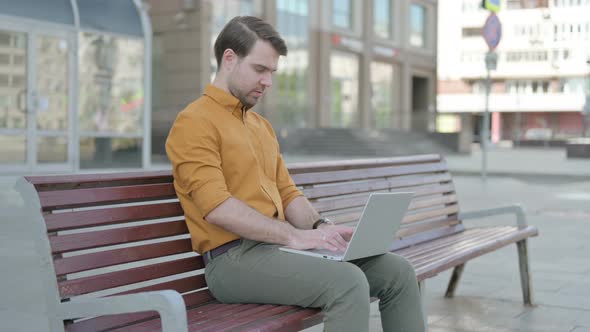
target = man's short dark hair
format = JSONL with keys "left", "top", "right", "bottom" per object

{"left": 214, "top": 16, "right": 287, "bottom": 69}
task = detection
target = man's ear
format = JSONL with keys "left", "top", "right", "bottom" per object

{"left": 222, "top": 49, "right": 237, "bottom": 71}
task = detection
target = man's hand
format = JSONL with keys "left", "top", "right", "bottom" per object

{"left": 287, "top": 224, "right": 355, "bottom": 252}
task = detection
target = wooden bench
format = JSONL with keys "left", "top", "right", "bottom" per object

{"left": 17, "top": 154, "right": 538, "bottom": 332}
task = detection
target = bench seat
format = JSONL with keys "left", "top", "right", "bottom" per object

{"left": 17, "top": 154, "right": 538, "bottom": 332}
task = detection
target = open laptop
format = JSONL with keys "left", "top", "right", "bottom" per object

{"left": 279, "top": 192, "right": 413, "bottom": 261}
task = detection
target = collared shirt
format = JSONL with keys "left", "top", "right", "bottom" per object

{"left": 166, "top": 84, "right": 303, "bottom": 254}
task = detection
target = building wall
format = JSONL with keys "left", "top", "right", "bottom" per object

{"left": 148, "top": 0, "right": 210, "bottom": 163}
{"left": 148, "top": 0, "right": 438, "bottom": 163}
{"left": 437, "top": 0, "right": 590, "bottom": 140}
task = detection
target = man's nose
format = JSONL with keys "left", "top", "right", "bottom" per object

{"left": 260, "top": 72, "right": 272, "bottom": 88}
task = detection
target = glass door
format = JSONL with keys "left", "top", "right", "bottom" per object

{"left": 0, "top": 29, "right": 28, "bottom": 171}
{"left": 32, "top": 32, "right": 74, "bottom": 172}
{"left": 0, "top": 24, "right": 74, "bottom": 174}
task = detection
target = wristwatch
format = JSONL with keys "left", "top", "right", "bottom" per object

{"left": 312, "top": 217, "right": 334, "bottom": 229}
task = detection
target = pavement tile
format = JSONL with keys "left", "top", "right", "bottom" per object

{"left": 506, "top": 305, "right": 590, "bottom": 332}
{"left": 571, "top": 327, "right": 590, "bottom": 332}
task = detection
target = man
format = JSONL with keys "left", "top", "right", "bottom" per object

{"left": 166, "top": 16, "right": 425, "bottom": 332}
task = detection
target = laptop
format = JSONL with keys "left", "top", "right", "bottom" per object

{"left": 279, "top": 192, "right": 413, "bottom": 261}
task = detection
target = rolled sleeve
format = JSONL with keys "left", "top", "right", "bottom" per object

{"left": 276, "top": 152, "right": 303, "bottom": 208}
{"left": 166, "top": 111, "right": 232, "bottom": 217}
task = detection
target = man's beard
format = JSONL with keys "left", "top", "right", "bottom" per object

{"left": 229, "top": 84, "right": 256, "bottom": 110}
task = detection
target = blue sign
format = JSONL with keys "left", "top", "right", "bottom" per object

{"left": 481, "top": 0, "right": 500, "bottom": 12}
{"left": 483, "top": 13, "right": 502, "bottom": 51}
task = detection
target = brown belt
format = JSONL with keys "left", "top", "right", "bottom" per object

{"left": 202, "top": 239, "right": 241, "bottom": 266}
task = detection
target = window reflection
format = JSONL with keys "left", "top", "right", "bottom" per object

{"left": 210, "top": 0, "right": 259, "bottom": 77}
{"left": 371, "top": 62, "right": 394, "bottom": 128}
{"left": 0, "top": 135, "right": 25, "bottom": 163}
{"left": 37, "top": 136, "right": 67, "bottom": 163}
{"left": 410, "top": 4, "right": 426, "bottom": 48}
{"left": 36, "top": 35, "right": 68, "bottom": 131}
{"left": 332, "top": 0, "right": 352, "bottom": 30}
{"left": 330, "top": 51, "right": 359, "bottom": 128}
{"left": 374, "top": 0, "right": 392, "bottom": 40}
{"left": 80, "top": 137, "right": 141, "bottom": 169}
{"left": 78, "top": 32, "right": 144, "bottom": 134}
{"left": 276, "top": 0, "right": 309, "bottom": 128}
{"left": 0, "top": 30, "right": 27, "bottom": 130}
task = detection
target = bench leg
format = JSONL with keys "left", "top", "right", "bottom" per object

{"left": 517, "top": 239, "right": 534, "bottom": 306}
{"left": 444, "top": 264, "right": 465, "bottom": 298}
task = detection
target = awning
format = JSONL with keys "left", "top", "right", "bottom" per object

{"left": 0, "top": 0, "right": 144, "bottom": 37}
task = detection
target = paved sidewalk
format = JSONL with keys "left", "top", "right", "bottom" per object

{"left": 444, "top": 146, "right": 590, "bottom": 180}
{"left": 284, "top": 146, "right": 590, "bottom": 180}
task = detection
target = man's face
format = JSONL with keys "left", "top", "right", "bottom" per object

{"left": 226, "top": 40, "right": 279, "bottom": 109}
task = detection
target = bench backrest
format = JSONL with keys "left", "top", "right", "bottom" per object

{"left": 23, "top": 154, "right": 460, "bottom": 331}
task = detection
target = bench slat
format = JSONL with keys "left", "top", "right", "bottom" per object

{"left": 45, "top": 201, "right": 183, "bottom": 232}
{"left": 49, "top": 220, "right": 188, "bottom": 254}
{"left": 54, "top": 238, "right": 193, "bottom": 275}
{"left": 25, "top": 171, "right": 173, "bottom": 189}
{"left": 406, "top": 227, "right": 514, "bottom": 262}
{"left": 201, "top": 305, "right": 298, "bottom": 332}
{"left": 287, "top": 154, "right": 442, "bottom": 174}
{"left": 66, "top": 291, "right": 215, "bottom": 332}
{"left": 292, "top": 161, "right": 448, "bottom": 186}
{"left": 412, "top": 226, "right": 538, "bottom": 280}
{"left": 414, "top": 227, "right": 522, "bottom": 267}
{"left": 302, "top": 173, "right": 452, "bottom": 199}
{"left": 38, "top": 183, "right": 176, "bottom": 210}
{"left": 397, "top": 217, "right": 461, "bottom": 238}
{"left": 329, "top": 203, "right": 459, "bottom": 228}
{"left": 402, "top": 204, "right": 460, "bottom": 224}
{"left": 389, "top": 224, "right": 465, "bottom": 252}
{"left": 59, "top": 256, "right": 203, "bottom": 298}
{"left": 312, "top": 191, "right": 457, "bottom": 214}
{"left": 109, "top": 303, "right": 261, "bottom": 332}
{"left": 397, "top": 227, "right": 506, "bottom": 258}
{"left": 240, "top": 308, "right": 323, "bottom": 332}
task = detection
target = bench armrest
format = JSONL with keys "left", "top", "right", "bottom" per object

{"left": 58, "top": 290, "right": 188, "bottom": 332}
{"left": 458, "top": 204, "right": 528, "bottom": 229}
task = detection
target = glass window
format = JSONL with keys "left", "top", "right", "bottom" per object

{"left": 36, "top": 35, "right": 68, "bottom": 132}
{"left": 332, "top": 0, "right": 353, "bottom": 30}
{"left": 0, "top": 135, "right": 26, "bottom": 163}
{"left": 410, "top": 4, "right": 426, "bottom": 48}
{"left": 0, "top": 30, "right": 27, "bottom": 130}
{"left": 37, "top": 136, "right": 67, "bottom": 163}
{"left": 80, "top": 137, "right": 142, "bottom": 169}
{"left": 210, "top": 0, "right": 259, "bottom": 75}
{"left": 330, "top": 51, "right": 359, "bottom": 128}
{"left": 373, "top": 0, "right": 391, "bottom": 40}
{"left": 275, "top": 0, "right": 309, "bottom": 128}
{"left": 370, "top": 62, "right": 394, "bottom": 128}
{"left": 0, "top": 0, "right": 74, "bottom": 26}
{"left": 78, "top": 32, "right": 144, "bottom": 135}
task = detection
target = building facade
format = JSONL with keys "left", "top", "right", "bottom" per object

{"left": 0, "top": 0, "right": 151, "bottom": 174}
{"left": 149, "top": 0, "right": 438, "bottom": 164}
{"left": 437, "top": 0, "right": 590, "bottom": 144}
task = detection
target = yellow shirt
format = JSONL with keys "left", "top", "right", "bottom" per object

{"left": 166, "top": 84, "right": 303, "bottom": 254}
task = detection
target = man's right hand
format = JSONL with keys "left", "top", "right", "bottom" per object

{"left": 287, "top": 226, "right": 354, "bottom": 252}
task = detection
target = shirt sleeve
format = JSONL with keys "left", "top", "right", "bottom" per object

{"left": 165, "top": 110, "right": 232, "bottom": 217}
{"left": 276, "top": 151, "right": 304, "bottom": 208}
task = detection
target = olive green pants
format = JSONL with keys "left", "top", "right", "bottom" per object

{"left": 204, "top": 239, "right": 425, "bottom": 332}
